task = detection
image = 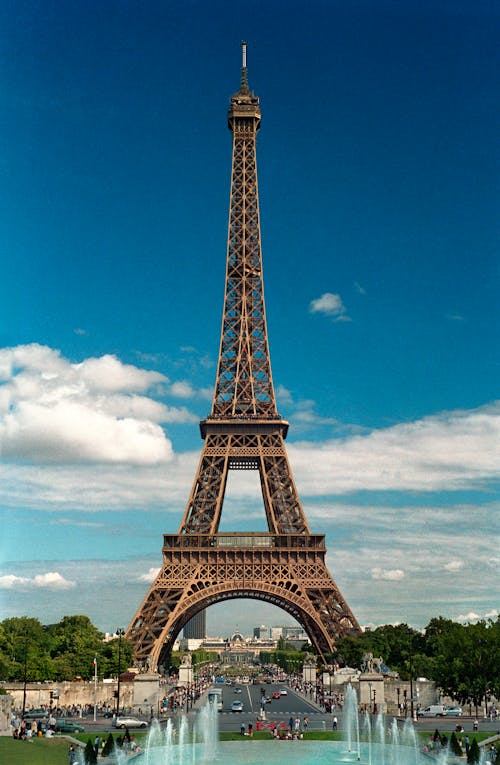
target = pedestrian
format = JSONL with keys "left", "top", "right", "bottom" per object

{"left": 473, "top": 719, "right": 479, "bottom": 732}
{"left": 289, "top": 716, "right": 294, "bottom": 733}
{"left": 248, "top": 722, "right": 253, "bottom": 737}
{"left": 333, "top": 715, "right": 338, "bottom": 730}
{"left": 94, "top": 736, "right": 100, "bottom": 757}
{"left": 303, "top": 715, "right": 308, "bottom": 731}
{"left": 464, "top": 736, "right": 470, "bottom": 755}
{"left": 294, "top": 716, "right": 300, "bottom": 732}
{"left": 240, "top": 721, "right": 245, "bottom": 735}
{"left": 68, "top": 745, "right": 76, "bottom": 764}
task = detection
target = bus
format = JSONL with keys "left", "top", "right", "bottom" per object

{"left": 207, "top": 686, "right": 223, "bottom": 711}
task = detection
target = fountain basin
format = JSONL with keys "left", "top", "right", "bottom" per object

{"left": 138, "top": 740, "right": 430, "bottom": 764}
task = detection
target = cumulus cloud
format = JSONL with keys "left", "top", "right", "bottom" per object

{"left": 371, "top": 568, "right": 405, "bottom": 581}
{"left": 0, "top": 571, "right": 75, "bottom": 590}
{"left": 0, "top": 344, "right": 185, "bottom": 465}
{"left": 137, "top": 567, "right": 161, "bottom": 583}
{"left": 457, "top": 611, "right": 480, "bottom": 622}
{"left": 443, "top": 560, "right": 464, "bottom": 572}
{"left": 309, "top": 292, "right": 350, "bottom": 321}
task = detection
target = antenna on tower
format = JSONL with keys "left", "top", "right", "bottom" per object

{"left": 240, "top": 40, "right": 249, "bottom": 92}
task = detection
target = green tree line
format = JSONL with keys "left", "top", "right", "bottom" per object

{"left": 262, "top": 617, "right": 500, "bottom": 712}
{"left": 333, "top": 617, "right": 500, "bottom": 711}
{"left": 0, "top": 615, "right": 133, "bottom": 682}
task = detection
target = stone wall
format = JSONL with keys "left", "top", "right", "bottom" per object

{"left": 1, "top": 681, "right": 134, "bottom": 712}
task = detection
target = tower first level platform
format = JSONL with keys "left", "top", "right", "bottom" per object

{"left": 128, "top": 532, "right": 359, "bottom": 671}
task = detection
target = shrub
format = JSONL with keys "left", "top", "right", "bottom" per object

{"left": 101, "top": 732, "right": 115, "bottom": 757}
{"left": 467, "top": 738, "right": 480, "bottom": 764}
{"left": 449, "top": 731, "right": 462, "bottom": 756}
{"left": 84, "top": 738, "right": 97, "bottom": 764}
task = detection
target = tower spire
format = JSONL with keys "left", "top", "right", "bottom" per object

{"left": 240, "top": 40, "right": 249, "bottom": 92}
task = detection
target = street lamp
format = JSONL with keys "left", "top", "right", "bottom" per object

{"left": 21, "top": 633, "right": 29, "bottom": 719}
{"left": 408, "top": 628, "right": 415, "bottom": 721}
{"left": 116, "top": 628, "right": 125, "bottom": 716}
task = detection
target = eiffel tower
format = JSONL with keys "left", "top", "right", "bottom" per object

{"left": 127, "top": 43, "right": 360, "bottom": 671}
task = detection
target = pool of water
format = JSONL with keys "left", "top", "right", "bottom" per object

{"left": 138, "top": 740, "right": 429, "bottom": 764}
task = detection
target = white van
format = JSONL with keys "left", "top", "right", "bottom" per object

{"left": 418, "top": 705, "right": 446, "bottom": 717}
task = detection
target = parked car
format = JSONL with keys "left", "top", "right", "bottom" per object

{"left": 22, "top": 709, "right": 48, "bottom": 720}
{"left": 445, "top": 706, "right": 463, "bottom": 717}
{"left": 418, "top": 705, "right": 446, "bottom": 717}
{"left": 231, "top": 701, "right": 243, "bottom": 712}
{"left": 56, "top": 719, "right": 85, "bottom": 733}
{"left": 114, "top": 716, "right": 148, "bottom": 729}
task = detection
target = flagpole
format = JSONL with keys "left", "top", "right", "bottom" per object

{"left": 93, "top": 656, "right": 97, "bottom": 722}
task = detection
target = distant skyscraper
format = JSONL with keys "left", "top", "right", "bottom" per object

{"left": 253, "top": 625, "right": 269, "bottom": 639}
{"left": 184, "top": 611, "right": 206, "bottom": 640}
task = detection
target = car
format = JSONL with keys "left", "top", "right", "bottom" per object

{"left": 418, "top": 705, "right": 446, "bottom": 718}
{"left": 55, "top": 719, "right": 85, "bottom": 733}
{"left": 445, "top": 706, "right": 463, "bottom": 717}
{"left": 234, "top": 687, "right": 242, "bottom": 694}
{"left": 279, "top": 689, "right": 288, "bottom": 696}
{"left": 23, "top": 709, "right": 48, "bottom": 720}
{"left": 231, "top": 701, "right": 243, "bottom": 712}
{"left": 114, "top": 716, "right": 149, "bottom": 729}
{"left": 272, "top": 691, "right": 281, "bottom": 699}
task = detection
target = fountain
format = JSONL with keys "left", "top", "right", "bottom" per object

{"left": 92, "top": 686, "right": 480, "bottom": 764}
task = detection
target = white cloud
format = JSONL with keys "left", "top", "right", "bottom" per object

{"left": 443, "top": 560, "right": 464, "bottom": 572}
{"left": 457, "top": 611, "right": 480, "bottom": 622}
{"left": 371, "top": 568, "right": 405, "bottom": 581}
{"left": 0, "top": 344, "right": 179, "bottom": 465}
{"left": 137, "top": 567, "right": 161, "bottom": 583}
{"left": 309, "top": 292, "right": 349, "bottom": 320}
{"left": 288, "top": 402, "right": 500, "bottom": 494}
{"left": 0, "top": 571, "right": 75, "bottom": 590}
{"left": 485, "top": 609, "right": 498, "bottom": 619}
{"left": 169, "top": 380, "right": 212, "bottom": 401}
{"left": 276, "top": 384, "right": 293, "bottom": 408}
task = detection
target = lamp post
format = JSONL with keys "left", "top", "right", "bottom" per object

{"left": 408, "top": 629, "right": 415, "bottom": 721}
{"left": 21, "top": 633, "right": 29, "bottom": 719}
{"left": 93, "top": 656, "right": 98, "bottom": 722}
{"left": 116, "top": 628, "right": 125, "bottom": 716}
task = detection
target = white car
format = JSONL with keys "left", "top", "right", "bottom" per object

{"left": 231, "top": 701, "right": 243, "bottom": 712}
{"left": 114, "top": 716, "right": 148, "bottom": 729}
{"left": 279, "top": 689, "right": 288, "bottom": 696}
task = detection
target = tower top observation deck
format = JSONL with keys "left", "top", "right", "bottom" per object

{"left": 228, "top": 41, "right": 261, "bottom": 129}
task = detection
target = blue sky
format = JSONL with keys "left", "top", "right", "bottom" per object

{"left": 1, "top": 0, "right": 498, "bottom": 639}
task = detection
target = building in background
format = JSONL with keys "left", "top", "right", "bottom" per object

{"left": 184, "top": 611, "right": 206, "bottom": 640}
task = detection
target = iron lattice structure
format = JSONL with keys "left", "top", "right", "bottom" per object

{"left": 127, "top": 44, "right": 360, "bottom": 671}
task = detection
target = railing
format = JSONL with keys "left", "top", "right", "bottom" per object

{"left": 163, "top": 533, "right": 325, "bottom": 550}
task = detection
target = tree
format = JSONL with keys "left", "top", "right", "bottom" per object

{"left": 467, "top": 738, "right": 480, "bottom": 764}
{"left": 430, "top": 618, "right": 500, "bottom": 713}
{"left": 83, "top": 739, "right": 97, "bottom": 764}
{"left": 101, "top": 732, "right": 115, "bottom": 757}
{"left": 449, "top": 732, "right": 463, "bottom": 757}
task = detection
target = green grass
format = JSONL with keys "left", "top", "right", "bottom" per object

{"left": 0, "top": 736, "right": 72, "bottom": 765}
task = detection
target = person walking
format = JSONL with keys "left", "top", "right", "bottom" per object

{"left": 333, "top": 715, "right": 338, "bottom": 730}
{"left": 464, "top": 736, "right": 470, "bottom": 756}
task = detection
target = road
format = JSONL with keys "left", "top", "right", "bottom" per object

{"left": 67, "top": 683, "right": 498, "bottom": 737}
{"left": 214, "top": 681, "right": 322, "bottom": 732}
